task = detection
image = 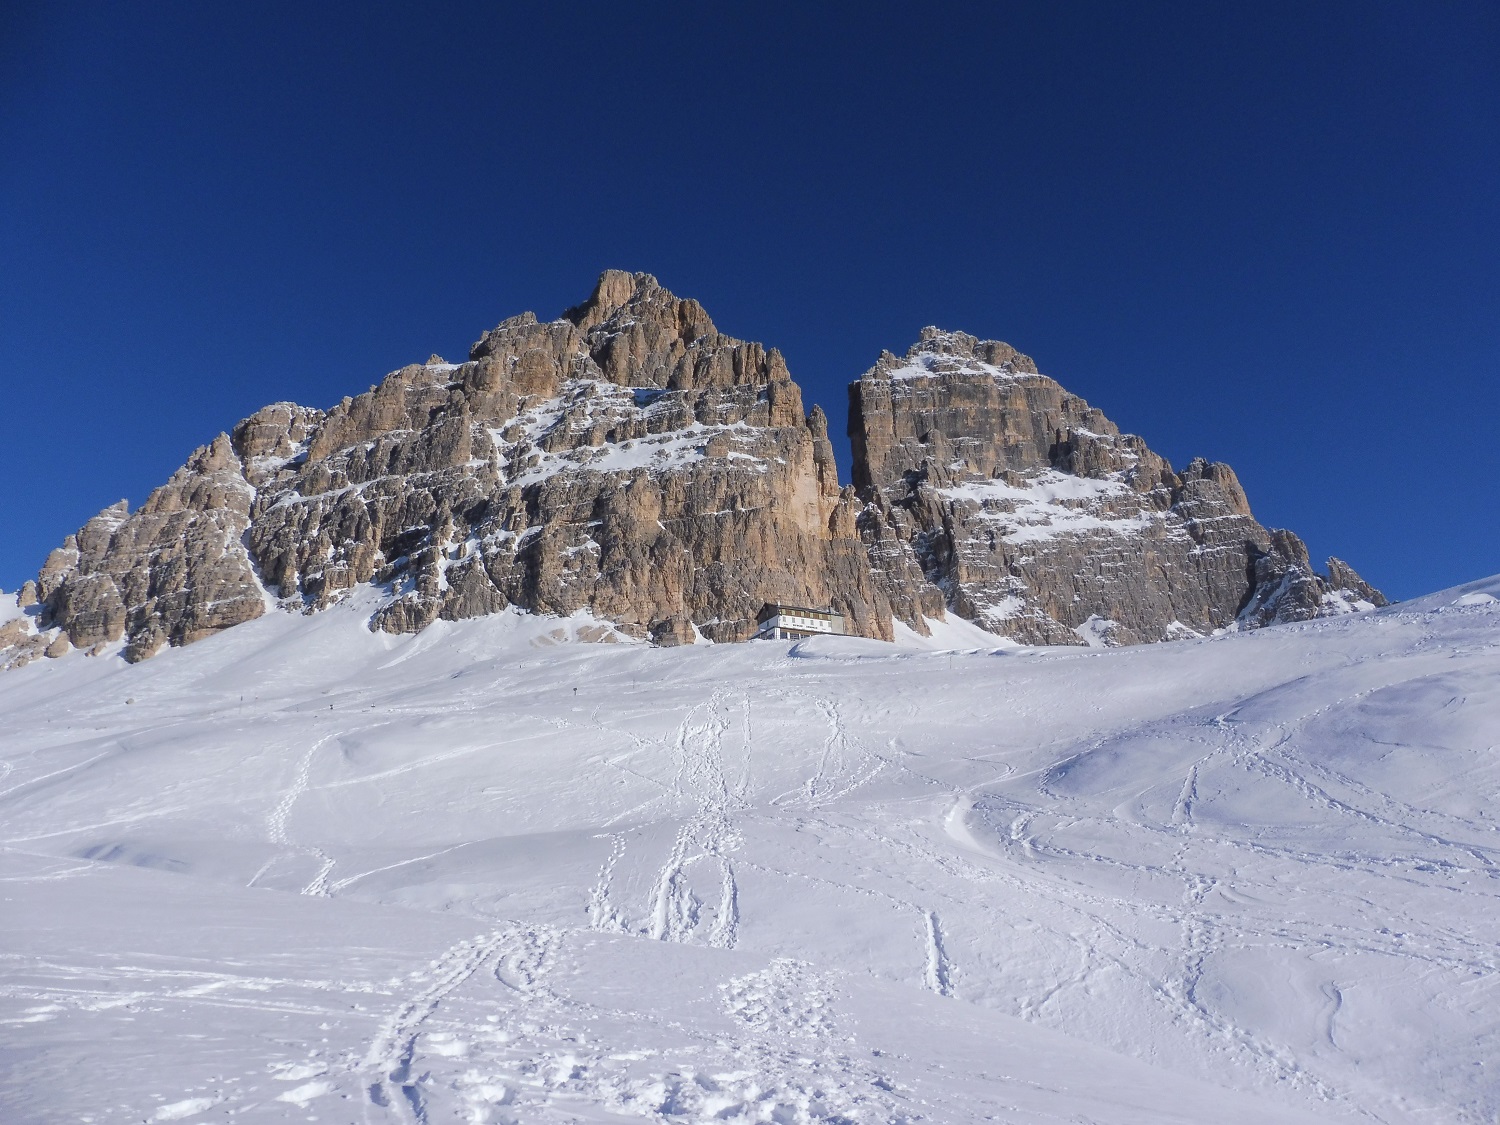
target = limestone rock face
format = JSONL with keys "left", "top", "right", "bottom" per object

{"left": 0, "top": 615, "right": 47, "bottom": 670}
{"left": 4, "top": 279, "right": 1385, "bottom": 668}
{"left": 848, "top": 328, "right": 1387, "bottom": 645}
{"left": 12, "top": 272, "right": 892, "bottom": 666}
{"left": 27, "top": 432, "right": 268, "bottom": 663}
{"left": 245, "top": 271, "right": 891, "bottom": 643}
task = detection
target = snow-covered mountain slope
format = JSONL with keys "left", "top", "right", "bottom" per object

{"left": 2, "top": 577, "right": 1497, "bottom": 1124}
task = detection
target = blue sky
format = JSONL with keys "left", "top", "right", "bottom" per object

{"left": 2, "top": 2, "right": 1496, "bottom": 600}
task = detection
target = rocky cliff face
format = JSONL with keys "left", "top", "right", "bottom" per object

{"left": 4, "top": 273, "right": 890, "bottom": 669}
{"left": 848, "top": 327, "right": 1386, "bottom": 646}
{"left": 2, "top": 276, "right": 1385, "bottom": 669}
{"left": 4, "top": 436, "right": 268, "bottom": 666}
{"left": 250, "top": 271, "right": 889, "bottom": 648}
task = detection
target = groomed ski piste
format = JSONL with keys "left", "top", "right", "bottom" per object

{"left": 1, "top": 575, "right": 1497, "bottom": 1124}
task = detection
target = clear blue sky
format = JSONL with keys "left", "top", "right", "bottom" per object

{"left": 3, "top": 3, "right": 1496, "bottom": 601}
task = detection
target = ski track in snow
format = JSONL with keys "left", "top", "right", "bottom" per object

{"left": 941, "top": 660, "right": 1500, "bottom": 1118}
{"left": 646, "top": 688, "right": 742, "bottom": 947}
{"left": 922, "top": 911, "right": 953, "bottom": 998}
{"left": 346, "top": 919, "right": 909, "bottom": 1124}
{"left": 362, "top": 927, "right": 522, "bottom": 1123}
{"left": 585, "top": 831, "right": 630, "bottom": 934}
{"left": 251, "top": 732, "right": 339, "bottom": 894}
{"left": 0, "top": 748, "right": 115, "bottom": 804}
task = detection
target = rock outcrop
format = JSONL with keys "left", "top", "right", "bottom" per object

{"left": 848, "top": 327, "right": 1386, "bottom": 645}
{"left": 3, "top": 276, "right": 1385, "bottom": 668}
{"left": 22, "top": 434, "right": 267, "bottom": 664}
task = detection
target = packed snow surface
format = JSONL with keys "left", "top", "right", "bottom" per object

{"left": 2, "top": 576, "right": 1499, "bottom": 1124}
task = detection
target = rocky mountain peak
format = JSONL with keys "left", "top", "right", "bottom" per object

{"left": 4, "top": 272, "right": 897, "bottom": 668}
{"left": 562, "top": 268, "right": 661, "bottom": 329}
{"left": 849, "top": 329, "right": 1386, "bottom": 646}
{"left": 470, "top": 270, "right": 786, "bottom": 396}
{"left": 559, "top": 270, "right": 719, "bottom": 358}
{"left": 2, "top": 276, "right": 1386, "bottom": 670}
{"left": 905, "top": 326, "right": 1041, "bottom": 374}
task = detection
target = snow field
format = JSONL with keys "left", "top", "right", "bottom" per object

{"left": 1, "top": 578, "right": 1498, "bottom": 1123}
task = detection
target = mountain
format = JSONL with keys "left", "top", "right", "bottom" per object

{"left": 1, "top": 272, "right": 1383, "bottom": 668}
{"left": 1, "top": 567, "right": 1495, "bottom": 1123}
{"left": 850, "top": 327, "right": 1386, "bottom": 645}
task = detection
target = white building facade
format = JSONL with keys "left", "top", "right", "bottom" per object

{"left": 753, "top": 604, "right": 847, "bottom": 641}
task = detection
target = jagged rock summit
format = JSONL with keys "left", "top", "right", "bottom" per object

{"left": 1, "top": 273, "right": 1385, "bottom": 668}
{"left": 849, "top": 327, "right": 1386, "bottom": 645}
{"left": 7, "top": 272, "right": 885, "bottom": 666}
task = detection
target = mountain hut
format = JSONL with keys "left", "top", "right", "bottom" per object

{"left": 753, "top": 604, "right": 846, "bottom": 641}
